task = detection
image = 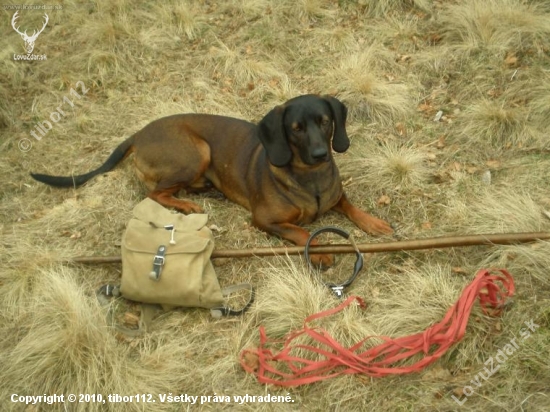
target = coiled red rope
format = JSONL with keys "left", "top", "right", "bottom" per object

{"left": 240, "top": 269, "right": 514, "bottom": 387}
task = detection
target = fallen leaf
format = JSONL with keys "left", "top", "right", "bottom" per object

{"left": 453, "top": 387, "right": 465, "bottom": 397}
{"left": 427, "top": 33, "right": 442, "bottom": 45}
{"left": 466, "top": 166, "right": 479, "bottom": 174}
{"left": 422, "top": 221, "right": 432, "bottom": 230}
{"left": 395, "top": 122, "right": 406, "bottom": 136}
{"left": 452, "top": 267, "right": 468, "bottom": 275}
{"left": 432, "top": 172, "right": 450, "bottom": 183}
{"left": 242, "top": 352, "right": 260, "bottom": 372}
{"left": 505, "top": 252, "right": 517, "bottom": 261}
{"left": 212, "top": 258, "right": 230, "bottom": 267}
{"left": 422, "top": 366, "right": 452, "bottom": 381}
{"left": 437, "top": 135, "right": 445, "bottom": 149}
{"left": 504, "top": 52, "right": 518, "bottom": 67}
{"left": 123, "top": 312, "right": 140, "bottom": 327}
{"left": 377, "top": 195, "right": 391, "bottom": 206}
{"left": 486, "top": 160, "right": 501, "bottom": 168}
{"left": 70, "top": 232, "right": 82, "bottom": 240}
{"left": 417, "top": 102, "right": 433, "bottom": 113}
{"left": 487, "top": 88, "right": 502, "bottom": 98}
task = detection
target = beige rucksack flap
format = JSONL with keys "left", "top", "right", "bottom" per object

{"left": 120, "top": 199, "right": 223, "bottom": 309}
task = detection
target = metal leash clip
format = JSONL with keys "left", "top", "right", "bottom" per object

{"left": 304, "top": 226, "right": 364, "bottom": 298}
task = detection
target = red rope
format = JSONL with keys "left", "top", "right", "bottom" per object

{"left": 240, "top": 268, "right": 514, "bottom": 387}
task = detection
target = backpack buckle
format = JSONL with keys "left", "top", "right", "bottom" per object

{"left": 149, "top": 245, "right": 166, "bottom": 281}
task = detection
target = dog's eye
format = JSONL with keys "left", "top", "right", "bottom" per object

{"left": 321, "top": 117, "right": 330, "bottom": 126}
{"left": 292, "top": 123, "right": 303, "bottom": 132}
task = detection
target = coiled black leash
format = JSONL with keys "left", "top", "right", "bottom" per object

{"left": 304, "top": 227, "right": 364, "bottom": 298}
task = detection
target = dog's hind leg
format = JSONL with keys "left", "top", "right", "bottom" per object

{"left": 134, "top": 135, "right": 211, "bottom": 214}
{"left": 148, "top": 184, "right": 204, "bottom": 214}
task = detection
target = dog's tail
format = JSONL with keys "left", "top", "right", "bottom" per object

{"left": 30, "top": 136, "right": 135, "bottom": 187}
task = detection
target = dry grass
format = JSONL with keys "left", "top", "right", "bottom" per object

{"left": 2, "top": 0, "right": 550, "bottom": 410}
{"left": 439, "top": 0, "right": 550, "bottom": 56}
{"left": 346, "top": 142, "right": 430, "bottom": 192}
{"left": 356, "top": 0, "right": 432, "bottom": 18}
{"left": 321, "top": 46, "right": 414, "bottom": 125}
{"left": 460, "top": 99, "right": 531, "bottom": 149}
{"left": 445, "top": 187, "right": 549, "bottom": 234}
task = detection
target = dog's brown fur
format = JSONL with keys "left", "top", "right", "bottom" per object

{"left": 31, "top": 95, "right": 393, "bottom": 266}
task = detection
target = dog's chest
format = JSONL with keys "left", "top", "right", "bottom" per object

{"left": 285, "top": 172, "right": 342, "bottom": 224}
{"left": 302, "top": 188, "right": 340, "bottom": 224}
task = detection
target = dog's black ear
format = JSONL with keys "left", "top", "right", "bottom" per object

{"left": 323, "top": 95, "right": 349, "bottom": 153}
{"left": 257, "top": 105, "right": 292, "bottom": 167}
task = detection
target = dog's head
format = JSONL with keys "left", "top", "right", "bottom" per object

{"left": 257, "top": 95, "right": 349, "bottom": 167}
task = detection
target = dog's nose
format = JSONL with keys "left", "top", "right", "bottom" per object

{"left": 312, "top": 147, "right": 328, "bottom": 160}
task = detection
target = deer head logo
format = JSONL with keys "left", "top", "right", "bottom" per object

{"left": 11, "top": 11, "right": 49, "bottom": 54}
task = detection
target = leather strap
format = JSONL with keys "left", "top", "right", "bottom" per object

{"left": 304, "top": 226, "right": 364, "bottom": 298}
{"left": 97, "top": 282, "right": 254, "bottom": 336}
{"left": 96, "top": 285, "right": 152, "bottom": 337}
{"left": 149, "top": 245, "right": 166, "bottom": 281}
{"left": 210, "top": 283, "right": 255, "bottom": 318}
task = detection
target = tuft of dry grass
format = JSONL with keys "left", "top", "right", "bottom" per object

{"left": 322, "top": 48, "right": 414, "bottom": 125}
{"left": 344, "top": 142, "right": 430, "bottom": 193}
{"left": 527, "top": 72, "right": 550, "bottom": 135}
{"left": 445, "top": 187, "right": 548, "bottom": 235}
{"left": 207, "top": 42, "right": 287, "bottom": 91}
{"left": 0, "top": 267, "right": 200, "bottom": 412}
{"left": 356, "top": 0, "right": 432, "bottom": 18}
{"left": 460, "top": 99, "right": 530, "bottom": 149}
{"left": 158, "top": 2, "right": 202, "bottom": 40}
{"left": 439, "top": 0, "right": 550, "bottom": 56}
{"left": 296, "top": 0, "right": 336, "bottom": 20}
{"left": 242, "top": 258, "right": 339, "bottom": 338}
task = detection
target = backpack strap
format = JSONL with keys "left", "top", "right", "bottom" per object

{"left": 210, "top": 283, "right": 255, "bottom": 318}
{"left": 97, "top": 282, "right": 255, "bottom": 336}
{"left": 96, "top": 285, "right": 157, "bottom": 337}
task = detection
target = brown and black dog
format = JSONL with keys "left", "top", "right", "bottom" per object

{"left": 31, "top": 95, "right": 393, "bottom": 266}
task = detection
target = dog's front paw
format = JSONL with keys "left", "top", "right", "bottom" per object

{"left": 366, "top": 217, "right": 394, "bottom": 235}
{"left": 308, "top": 253, "right": 334, "bottom": 270}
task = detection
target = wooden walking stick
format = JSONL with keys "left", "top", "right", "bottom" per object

{"left": 70, "top": 232, "right": 550, "bottom": 264}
